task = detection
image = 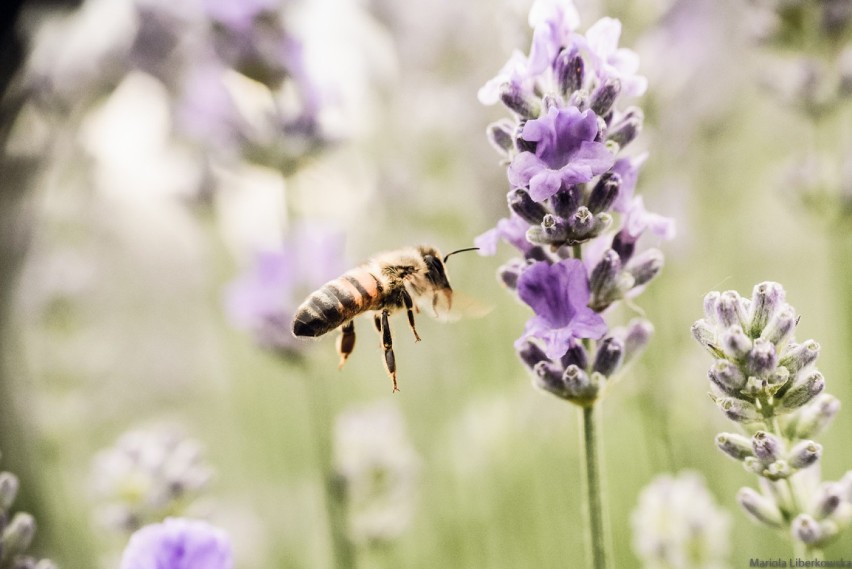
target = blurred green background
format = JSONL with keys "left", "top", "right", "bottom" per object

{"left": 1, "top": 0, "right": 851, "bottom": 567}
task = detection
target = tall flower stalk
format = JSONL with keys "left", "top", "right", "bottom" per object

{"left": 477, "top": 1, "right": 672, "bottom": 566}
{"left": 692, "top": 282, "right": 852, "bottom": 556}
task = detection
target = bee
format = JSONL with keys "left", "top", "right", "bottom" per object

{"left": 291, "top": 246, "right": 479, "bottom": 392}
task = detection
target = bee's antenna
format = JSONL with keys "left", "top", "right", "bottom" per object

{"left": 443, "top": 247, "right": 480, "bottom": 263}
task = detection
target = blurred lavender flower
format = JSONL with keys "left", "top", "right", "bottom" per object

{"left": 0, "top": 453, "right": 57, "bottom": 569}
{"left": 631, "top": 471, "right": 731, "bottom": 569}
{"left": 90, "top": 426, "right": 214, "bottom": 533}
{"left": 692, "top": 282, "right": 852, "bottom": 551}
{"left": 333, "top": 402, "right": 420, "bottom": 546}
{"left": 477, "top": 0, "right": 672, "bottom": 406}
{"left": 119, "top": 517, "right": 233, "bottom": 569}
{"left": 225, "top": 223, "right": 345, "bottom": 355}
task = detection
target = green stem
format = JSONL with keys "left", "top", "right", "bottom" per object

{"left": 579, "top": 404, "right": 608, "bottom": 569}
{"left": 302, "top": 377, "right": 356, "bottom": 569}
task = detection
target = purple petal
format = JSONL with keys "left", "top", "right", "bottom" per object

{"left": 120, "top": 518, "right": 233, "bottom": 569}
{"left": 508, "top": 152, "right": 547, "bottom": 188}
{"left": 475, "top": 214, "right": 533, "bottom": 255}
{"left": 528, "top": 169, "right": 564, "bottom": 201}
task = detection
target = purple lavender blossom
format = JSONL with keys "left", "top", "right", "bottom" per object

{"left": 515, "top": 259, "right": 606, "bottom": 359}
{"left": 120, "top": 518, "right": 233, "bottom": 569}
{"left": 508, "top": 106, "right": 614, "bottom": 202}
{"left": 225, "top": 224, "right": 345, "bottom": 353}
{"left": 474, "top": 214, "right": 535, "bottom": 256}
{"left": 582, "top": 17, "right": 647, "bottom": 98}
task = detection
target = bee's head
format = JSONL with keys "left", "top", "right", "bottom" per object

{"left": 418, "top": 246, "right": 452, "bottom": 291}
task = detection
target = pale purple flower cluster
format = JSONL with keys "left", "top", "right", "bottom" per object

{"left": 120, "top": 518, "right": 233, "bottom": 569}
{"left": 477, "top": 0, "right": 672, "bottom": 404}
{"left": 692, "top": 282, "right": 852, "bottom": 548}
{"left": 225, "top": 223, "right": 345, "bottom": 355}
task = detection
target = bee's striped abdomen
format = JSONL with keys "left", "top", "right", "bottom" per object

{"left": 292, "top": 269, "right": 383, "bottom": 337}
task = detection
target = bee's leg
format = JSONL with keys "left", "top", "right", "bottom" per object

{"left": 336, "top": 320, "right": 356, "bottom": 369}
{"left": 401, "top": 290, "right": 421, "bottom": 342}
{"left": 373, "top": 313, "right": 382, "bottom": 334}
{"left": 379, "top": 309, "right": 398, "bottom": 392}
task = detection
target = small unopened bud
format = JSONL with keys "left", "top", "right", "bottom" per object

{"left": 692, "top": 320, "right": 724, "bottom": 359}
{"left": 593, "top": 337, "right": 624, "bottom": 377}
{"left": 752, "top": 431, "right": 784, "bottom": 464}
{"left": 532, "top": 361, "right": 566, "bottom": 396}
{"left": 590, "top": 250, "right": 622, "bottom": 302}
{"left": 567, "top": 207, "right": 595, "bottom": 238}
{"left": 1, "top": 512, "right": 36, "bottom": 559}
{"left": 761, "top": 307, "right": 797, "bottom": 348}
{"left": 498, "top": 259, "right": 526, "bottom": 290}
{"left": 500, "top": 82, "right": 541, "bottom": 118}
{"left": 779, "top": 340, "right": 820, "bottom": 375}
{"left": 812, "top": 483, "right": 844, "bottom": 520}
{"left": 564, "top": 365, "right": 598, "bottom": 402}
{"left": 721, "top": 325, "right": 752, "bottom": 360}
{"left": 517, "top": 340, "right": 549, "bottom": 370}
{"left": 791, "top": 514, "right": 823, "bottom": 544}
{"left": 749, "top": 281, "right": 786, "bottom": 337}
{"left": 626, "top": 248, "right": 663, "bottom": 287}
{"left": 765, "top": 460, "right": 793, "bottom": 480}
{"left": 611, "top": 229, "right": 636, "bottom": 262}
{"left": 515, "top": 120, "right": 536, "bottom": 153}
{"left": 587, "top": 173, "right": 621, "bottom": 214}
{"left": 703, "top": 291, "right": 721, "bottom": 323}
{"left": 738, "top": 487, "right": 784, "bottom": 527}
{"left": 560, "top": 342, "right": 589, "bottom": 371}
{"left": 715, "top": 396, "right": 762, "bottom": 423}
{"left": 0, "top": 471, "right": 19, "bottom": 512}
{"left": 555, "top": 48, "right": 585, "bottom": 95}
{"left": 788, "top": 440, "right": 822, "bottom": 469}
{"left": 622, "top": 319, "right": 653, "bottom": 362}
{"left": 708, "top": 360, "right": 746, "bottom": 394}
{"left": 715, "top": 432, "right": 754, "bottom": 461}
{"left": 794, "top": 394, "right": 841, "bottom": 439}
{"left": 549, "top": 184, "right": 581, "bottom": 218}
{"left": 568, "top": 89, "right": 589, "bottom": 110}
{"left": 508, "top": 189, "right": 547, "bottom": 224}
{"left": 777, "top": 371, "right": 825, "bottom": 413}
{"left": 607, "top": 112, "right": 642, "bottom": 148}
{"left": 716, "top": 291, "right": 749, "bottom": 329}
{"left": 486, "top": 120, "right": 516, "bottom": 155}
{"left": 527, "top": 215, "right": 568, "bottom": 245}
{"left": 745, "top": 339, "right": 777, "bottom": 378}
{"left": 590, "top": 77, "right": 621, "bottom": 116}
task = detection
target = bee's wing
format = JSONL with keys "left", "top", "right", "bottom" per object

{"left": 430, "top": 290, "right": 493, "bottom": 323}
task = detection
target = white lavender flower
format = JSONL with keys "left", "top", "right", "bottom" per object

{"left": 90, "top": 426, "right": 214, "bottom": 532}
{"left": 333, "top": 402, "right": 420, "bottom": 546}
{"left": 631, "top": 471, "right": 731, "bottom": 569}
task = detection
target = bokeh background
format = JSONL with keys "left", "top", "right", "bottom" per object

{"left": 0, "top": 0, "right": 851, "bottom": 567}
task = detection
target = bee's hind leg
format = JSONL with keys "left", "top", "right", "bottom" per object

{"left": 336, "top": 320, "right": 356, "bottom": 369}
{"left": 378, "top": 309, "right": 398, "bottom": 392}
{"left": 401, "top": 290, "right": 421, "bottom": 342}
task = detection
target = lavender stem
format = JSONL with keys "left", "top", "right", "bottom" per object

{"left": 580, "top": 404, "right": 608, "bottom": 569}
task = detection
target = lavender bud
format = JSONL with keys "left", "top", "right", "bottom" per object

{"left": 721, "top": 325, "right": 752, "bottom": 360}
{"left": 752, "top": 431, "right": 784, "bottom": 464}
{"left": 515, "top": 120, "right": 536, "bottom": 153}
{"left": 716, "top": 291, "right": 749, "bottom": 329}
{"left": 590, "top": 77, "right": 621, "bottom": 117}
{"left": 812, "top": 483, "right": 844, "bottom": 520}
{"left": 508, "top": 189, "right": 547, "bottom": 224}
{"left": 761, "top": 307, "right": 796, "bottom": 348}
{"left": 560, "top": 342, "right": 589, "bottom": 371}
{"left": 587, "top": 173, "right": 621, "bottom": 214}
{"left": 791, "top": 514, "right": 823, "bottom": 545}
{"left": 549, "top": 184, "right": 582, "bottom": 218}
{"left": 738, "top": 487, "right": 784, "bottom": 527}
{"left": 708, "top": 360, "right": 746, "bottom": 394}
{"left": 715, "top": 432, "right": 754, "bottom": 461}
{"left": 2, "top": 512, "right": 36, "bottom": 558}
{"left": 532, "top": 361, "right": 566, "bottom": 396}
{"left": 517, "top": 340, "right": 549, "bottom": 370}
{"left": 611, "top": 229, "right": 636, "bottom": 262}
{"left": 564, "top": 365, "right": 598, "bottom": 401}
{"left": 568, "top": 89, "right": 589, "bottom": 110}
{"left": 0, "top": 471, "right": 19, "bottom": 512}
{"left": 607, "top": 110, "right": 643, "bottom": 148}
{"left": 527, "top": 215, "right": 567, "bottom": 245}
{"left": 749, "top": 281, "right": 785, "bottom": 337}
{"left": 777, "top": 371, "right": 825, "bottom": 412}
{"left": 765, "top": 460, "right": 793, "bottom": 480}
{"left": 623, "top": 319, "right": 653, "bottom": 362}
{"left": 788, "top": 440, "right": 822, "bottom": 469}
{"left": 745, "top": 339, "right": 777, "bottom": 377}
{"left": 486, "top": 120, "right": 515, "bottom": 155}
{"left": 715, "top": 396, "right": 762, "bottom": 423}
{"left": 498, "top": 259, "right": 526, "bottom": 290}
{"left": 794, "top": 394, "right": 841, "bottom": 439}
{"left": 692, "top": 321, "right": 724, "bottom": 359}
{"left": 499, "top": 82, "right": 541, "bottom": 118}
{"left": 626, "top": 248, "right": 664, "bottom": 287}
{"left": 555, "top": 48, "right": 584, "bottom": 95}
{"left": 779, "top": 340, "right": 820, "bottom": 375}
{"left": 567, "top": 207, "right": 595, "bottom": 238}
{"left": 593, "top": 337, "right": 624, "bottom": 377}
{"left": 590, "top": 250, "right": 622, "bottom": 301}
{"left": 703, "top": 291, "right": 721, "bottom": 324}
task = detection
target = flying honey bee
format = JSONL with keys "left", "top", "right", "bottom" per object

{"left": 291, "top": 245, "right": 480, "bottom": 392}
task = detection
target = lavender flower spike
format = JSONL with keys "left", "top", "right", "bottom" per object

{"left": 516, "top": 259, "right": 606, "bottom": 359}
{"left": 120, "top": 518, "right": 233, "bottom": 569}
